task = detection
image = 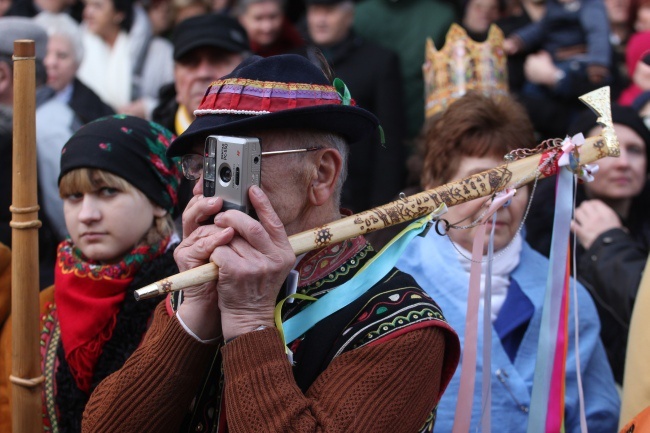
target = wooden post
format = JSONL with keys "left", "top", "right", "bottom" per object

{"left": 10, "top": 39, "right": 43, "bottom": 433}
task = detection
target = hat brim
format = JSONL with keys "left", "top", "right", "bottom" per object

{"left": 174, "top": 36, "right": 246, "bottom": 60}
{"left": 167, "top": 104, "right": 379, "bottom": 156}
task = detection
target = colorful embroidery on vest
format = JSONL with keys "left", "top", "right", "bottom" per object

{"left": 41, "top": 303, "right": 60, "bottom": 432}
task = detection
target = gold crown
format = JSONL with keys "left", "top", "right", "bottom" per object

{"left": 424, "top": 23, "right": 509, "bottom": 119}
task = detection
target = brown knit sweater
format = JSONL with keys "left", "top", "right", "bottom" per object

{"left": 83, "top": 302, "right": 447, "bottom": 433}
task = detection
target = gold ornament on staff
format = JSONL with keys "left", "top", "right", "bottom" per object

{"left": 10, "top": 40, "right": 44, "bottom": 433}
{"left": 135, "top": 87, "right": 618, "bottom": 301}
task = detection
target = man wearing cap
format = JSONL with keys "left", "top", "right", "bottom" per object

{"left": 303, "top": 0, "right": 406, "bottom": 213}
{"left": 83, "top": 54, "right": 460, "bottom": 433}
{"left": 152, "top": 13, "right": 250, "bottom": 136}
{"left": 153, "top": 13, "right": 250, "bottom": 220}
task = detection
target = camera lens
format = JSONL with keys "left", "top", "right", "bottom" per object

{"left": 219, "top": 165, "right": 232, "bottom": 183}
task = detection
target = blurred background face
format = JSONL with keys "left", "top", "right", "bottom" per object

{"left": 429, "top": 154, "right": 529, "bottom": 253}
{"left": 238, "top": 0, "right": 283, "bottom": 47}
{"left": 462, "top": 0, "right": 500, "bottom": 34}
{"left": 635, "top": 5, "right": 650, "bottom": 31}
{"left": 585, "top": 123, "right": 647, "bottom": 203}
{"left": 147, "top": 0, "right": 173, "bottom": 35}
{"left": 44, "top": 34, "right": 79, "bottom": 92}
{"left": 35, "top": 0, "right": 73, "bottom": 13}
{"left": 173, "top": 0, "right": 210, "bottom": 25}
{"left": 83, "top": 0, "right": 123, "bottom": 38}
{"left": 175, "top": 46, "right": 244, "bottom": 111}
{"left": 605, "top": 0, "right": 630, "bottom": 25}
{"left": 0, "top": 0, "right": 11, "bottom": 16}
{"left": 307, "top": 2, "right": 354, "bottom": 46}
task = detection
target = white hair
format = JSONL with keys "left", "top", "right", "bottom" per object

{"left": 33, "top": 12, "right": 84, "bottom": 65}
{"left": 257, "top": 129, "right": 349, "bottom": 208}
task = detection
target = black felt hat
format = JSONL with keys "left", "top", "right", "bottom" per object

{"left": 167, "top": 54, "right": 380, "bottom": 157}
{"left": 172, "top": 14, "right": 250, "bottom": 61}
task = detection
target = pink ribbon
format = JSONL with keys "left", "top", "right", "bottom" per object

{"left": 452, "top": 189, "right": 516, "bottom": 433}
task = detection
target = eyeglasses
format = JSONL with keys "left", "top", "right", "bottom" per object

{"left": 181, "top": 147, "right": 323, "bottom": 181}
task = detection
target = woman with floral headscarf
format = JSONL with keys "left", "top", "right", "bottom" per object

{"left": 0, "top": 115, "right": 182, "bottom": 432}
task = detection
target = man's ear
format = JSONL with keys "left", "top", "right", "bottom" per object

{"left": 308, "top": 148, "right": 343, "bottom": 207}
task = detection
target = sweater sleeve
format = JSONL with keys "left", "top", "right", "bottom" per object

{"left": 222, "top": 326, "right": 446, "bottom": 433}
{"left": 82, "top": 301, "right": 219, "bottom": 433}
{"left": 580, "top": 0, "right": 612, "bottom": 67}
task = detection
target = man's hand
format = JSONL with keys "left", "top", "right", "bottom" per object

{"left": 175, "top": 194, "right": 230, "bottom": 340}
{"left": 503, "top": 37, "right": 521, "bottom": 56}
{"left": 180, "top": 194, "right": 224, "bottom": 239}
{"left": 571, "top": 199, "right": 623, "bottom": 250}
{"left": 211, "top": 185, "right": 296, "bottom": 341}
{"left": 524, "top": 51, "right": 562, "bottom": 87}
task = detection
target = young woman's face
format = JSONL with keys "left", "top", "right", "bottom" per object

{"left": 636, "top": 5, "right": 650, "bottom": 32}
{"left": 83, "top": 0, "right": 123, "bottom": 38}
{"left": 431, "top": 154, "right": 529, "bottom": 254}
{"left": 63, "top": 179, "right": 163, "bottom": 262}
{"left": 584, "top": 123, "right": 647, "bottom": 203}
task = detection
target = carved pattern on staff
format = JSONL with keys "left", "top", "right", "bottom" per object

{"left": 314, "top": 228, "right": 333, "bottom": 248}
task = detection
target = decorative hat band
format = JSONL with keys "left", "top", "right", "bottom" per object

{"left": 194, "top": 78, "right": 357, "bottom": 117}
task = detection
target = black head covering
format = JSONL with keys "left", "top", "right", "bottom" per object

{"left": 59, "top": 115, "right": 182, "bottom": 213}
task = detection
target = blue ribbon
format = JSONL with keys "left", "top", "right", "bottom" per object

{"left": 281, "top": 213, "right": 437, "bottom": 344}
{"left": 526, "top": 167, "right": 574, "bottom": 433}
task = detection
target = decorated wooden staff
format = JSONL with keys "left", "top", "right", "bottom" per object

{"left": 10, "top": 40, "right": 44, "bottom": 433}
{"left": 135, "top": 86, "right": 618, "bottom": 301}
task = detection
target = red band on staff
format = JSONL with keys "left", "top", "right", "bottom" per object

{"left": 539, "top": 150, "right": 559, "bottom": 178}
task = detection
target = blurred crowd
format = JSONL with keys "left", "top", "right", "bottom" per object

{"left": 1, "top": 0, "right": 650, "bottom": 430}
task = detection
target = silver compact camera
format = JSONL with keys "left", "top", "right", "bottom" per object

{"left": 203, "top": 135, "right": 261, "bottom": 215}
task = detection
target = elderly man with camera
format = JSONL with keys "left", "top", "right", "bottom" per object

{"left": 82, "top": 54, "right": 459, "bottom": 433}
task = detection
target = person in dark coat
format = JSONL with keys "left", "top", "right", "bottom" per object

{"left": 152, "top": 14, "right": 250, "bottom": 136}
{"left": 303, "top": 0, "right": 407, "bottom": 213}
{"left": 68, "top": 78, "right": 115, "bottom": 124}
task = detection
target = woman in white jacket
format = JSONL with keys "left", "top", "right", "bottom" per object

{"left": 77, "top": 0, "right": 173, "bottom": 118}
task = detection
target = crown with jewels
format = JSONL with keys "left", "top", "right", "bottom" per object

{"left": 423, "top": 23, "right": 509, "bottom": 119}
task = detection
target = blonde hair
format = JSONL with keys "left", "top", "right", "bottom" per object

{"left": 59, "top": 168, "right": 175, "bottom": 246}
